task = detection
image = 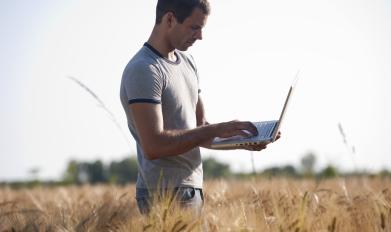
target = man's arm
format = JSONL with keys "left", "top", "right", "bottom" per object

{"left": 195, "top": 95, "right": 281, "bottom": 150}
{"left": 130, "top": 102, "right": 258, "bottom": 160}
{"left": 196, "top": 95, "right": 209, "bottom": 127}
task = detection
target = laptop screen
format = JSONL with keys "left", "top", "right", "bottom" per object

{"left": 272, "top": 70, "right": 300, "bottom": 141}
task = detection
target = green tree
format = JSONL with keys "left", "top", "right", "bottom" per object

{"left": 109, "top": 157, "right": 138, "bottom": 184}
{"left": 319, "top": 165, "right": 338, "bottom": 178}
{"left": 63, "top": 160, "right": 79, "bottom": 184}
{"left": 202, "top": 157, "right": 231, "bottom": 178}
{"left": 262, "top": 165, "right": 298, "bottom": 177}
{"left": 88, "top": 160, "right": 107, "bottom": 184}
{"left": 63, "top": 160, "right": 108, "bottom": 184}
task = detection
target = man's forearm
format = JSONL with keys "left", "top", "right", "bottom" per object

{"left": 143, "top": 124, "right": 219, "bottom": 160}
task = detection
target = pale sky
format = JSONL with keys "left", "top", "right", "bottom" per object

{"left": 1, "top": 0, "right": 390, "bottom": 180}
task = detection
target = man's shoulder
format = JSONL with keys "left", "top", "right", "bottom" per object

{"left": 128, "top": 47, "right": 159, "bottom": 68}
{"left": 124, "top": 47, "right": 161, "bottom": 75}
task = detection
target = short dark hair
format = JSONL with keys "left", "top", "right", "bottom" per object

{"left": 155, "top": 0, "right": 210, "bottom": 24}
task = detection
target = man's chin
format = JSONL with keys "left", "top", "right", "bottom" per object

{"left": 177, "top": 46, "right": 190, "bottom": 51}
{"left": 177, "top": 43, "right": 194, "bottom": 51}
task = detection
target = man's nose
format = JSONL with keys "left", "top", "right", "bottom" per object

{"left": 194, "top": 30, "right": 203, "bottom": 40}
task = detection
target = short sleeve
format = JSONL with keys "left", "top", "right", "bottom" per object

{"left": 123, "top": 62, "right": 165, "bottom": 104}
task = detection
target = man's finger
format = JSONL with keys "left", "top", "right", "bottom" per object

{"left": 275, "top": 131, "right": 282, "bottom": 140}
{"left": 241, "top": 122, "right": 258, "bottom": 136}
{"left": 238, "top": 130, "right": 252, "bottom": 137}
{"left": 243, "top": 144, "right": 267, "bottom": 151}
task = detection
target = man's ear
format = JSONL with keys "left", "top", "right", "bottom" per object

{"left": 163, "top": 11, "right": 177, "bottom": 28}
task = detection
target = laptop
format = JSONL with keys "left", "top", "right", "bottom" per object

{"left": 210, "top": 71, "right": 300, "bottom": 149}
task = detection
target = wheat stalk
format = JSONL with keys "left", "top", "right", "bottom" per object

{"left": 338, "top": 122, "right": 358, "bottom": 172}
{"left": 67, "top": 76, "right": 133, "bottom": 152}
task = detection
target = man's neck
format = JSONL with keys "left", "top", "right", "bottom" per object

{"left": 147, "top": 28, "right": 177, "bottom": 62}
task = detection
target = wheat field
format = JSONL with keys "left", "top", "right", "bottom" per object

{"left": 0, "top": 177, "right": 390, "bottom": 231}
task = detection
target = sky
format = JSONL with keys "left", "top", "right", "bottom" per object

{"left": 0, "top": 0, "right": 390, "bottom": 180}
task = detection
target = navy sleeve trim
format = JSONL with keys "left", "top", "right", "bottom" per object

{"left": 128, "top": 98, "right": 161, "bottom": 104}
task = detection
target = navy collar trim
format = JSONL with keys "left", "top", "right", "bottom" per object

{"left": 143, "top": 42, "right": 164, "bottom": 58}
{"left": 143, "top": 42, "right": 180, "bottom": 65}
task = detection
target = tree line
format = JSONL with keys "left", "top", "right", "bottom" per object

{"left": 59, "top": 152, "right": 386, "bottom": 185}
{"left": 61, "top": 157, "right": 232, "bottom": 185}
{"left": 2, "top": 153, "right": 391, "bottom": 188}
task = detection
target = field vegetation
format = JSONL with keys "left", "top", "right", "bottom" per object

{"left": 1, "top": 177, "right": 390, "bottom": 231}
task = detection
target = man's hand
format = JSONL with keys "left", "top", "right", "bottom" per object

{"left": 275, "top": 130, "right": 282, "bottom": 141}
{"left": 200, "top": 120, "right": 258, "bottom": 148}
{"left": 242, "top": 131, "right": 282, "bottom": 151}
{"left": 215, "top": 120, "right": 258, "bottom": 138}
{"left": 243, "top": 143, "right": 268, "bottom": 151}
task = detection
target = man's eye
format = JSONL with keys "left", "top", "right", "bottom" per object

{"left": 191, "top": 26, "right": 199, "bottom": 31}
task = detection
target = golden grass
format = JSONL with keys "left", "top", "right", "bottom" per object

{"left": 0, "top": 177, "right": 390, "bottom": 231}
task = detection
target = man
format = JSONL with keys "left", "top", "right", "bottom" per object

{"left": 120, "top": 0, "right": 280, "bottom": 215}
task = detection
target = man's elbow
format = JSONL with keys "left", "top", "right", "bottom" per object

{"left": 142, "top": 146, "right": 161, "bottom": 160}
{"left": 143, "top": 144, "right": 179, "bottom": 160}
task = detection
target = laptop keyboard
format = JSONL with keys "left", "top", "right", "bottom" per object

{"left": 254, "top": 121, "right": 277, "bottom": 139}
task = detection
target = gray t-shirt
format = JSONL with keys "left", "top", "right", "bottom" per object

{"left": 120, "top": 44, "right": 203, "bottom": 190}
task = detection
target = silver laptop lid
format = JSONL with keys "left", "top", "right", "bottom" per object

{"left": 272, "top": 70, "right": 300, "bottom": 141}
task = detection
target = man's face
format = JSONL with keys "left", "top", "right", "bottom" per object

{"left": 169, "top": 8, "right": 208, "bottom": 51}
